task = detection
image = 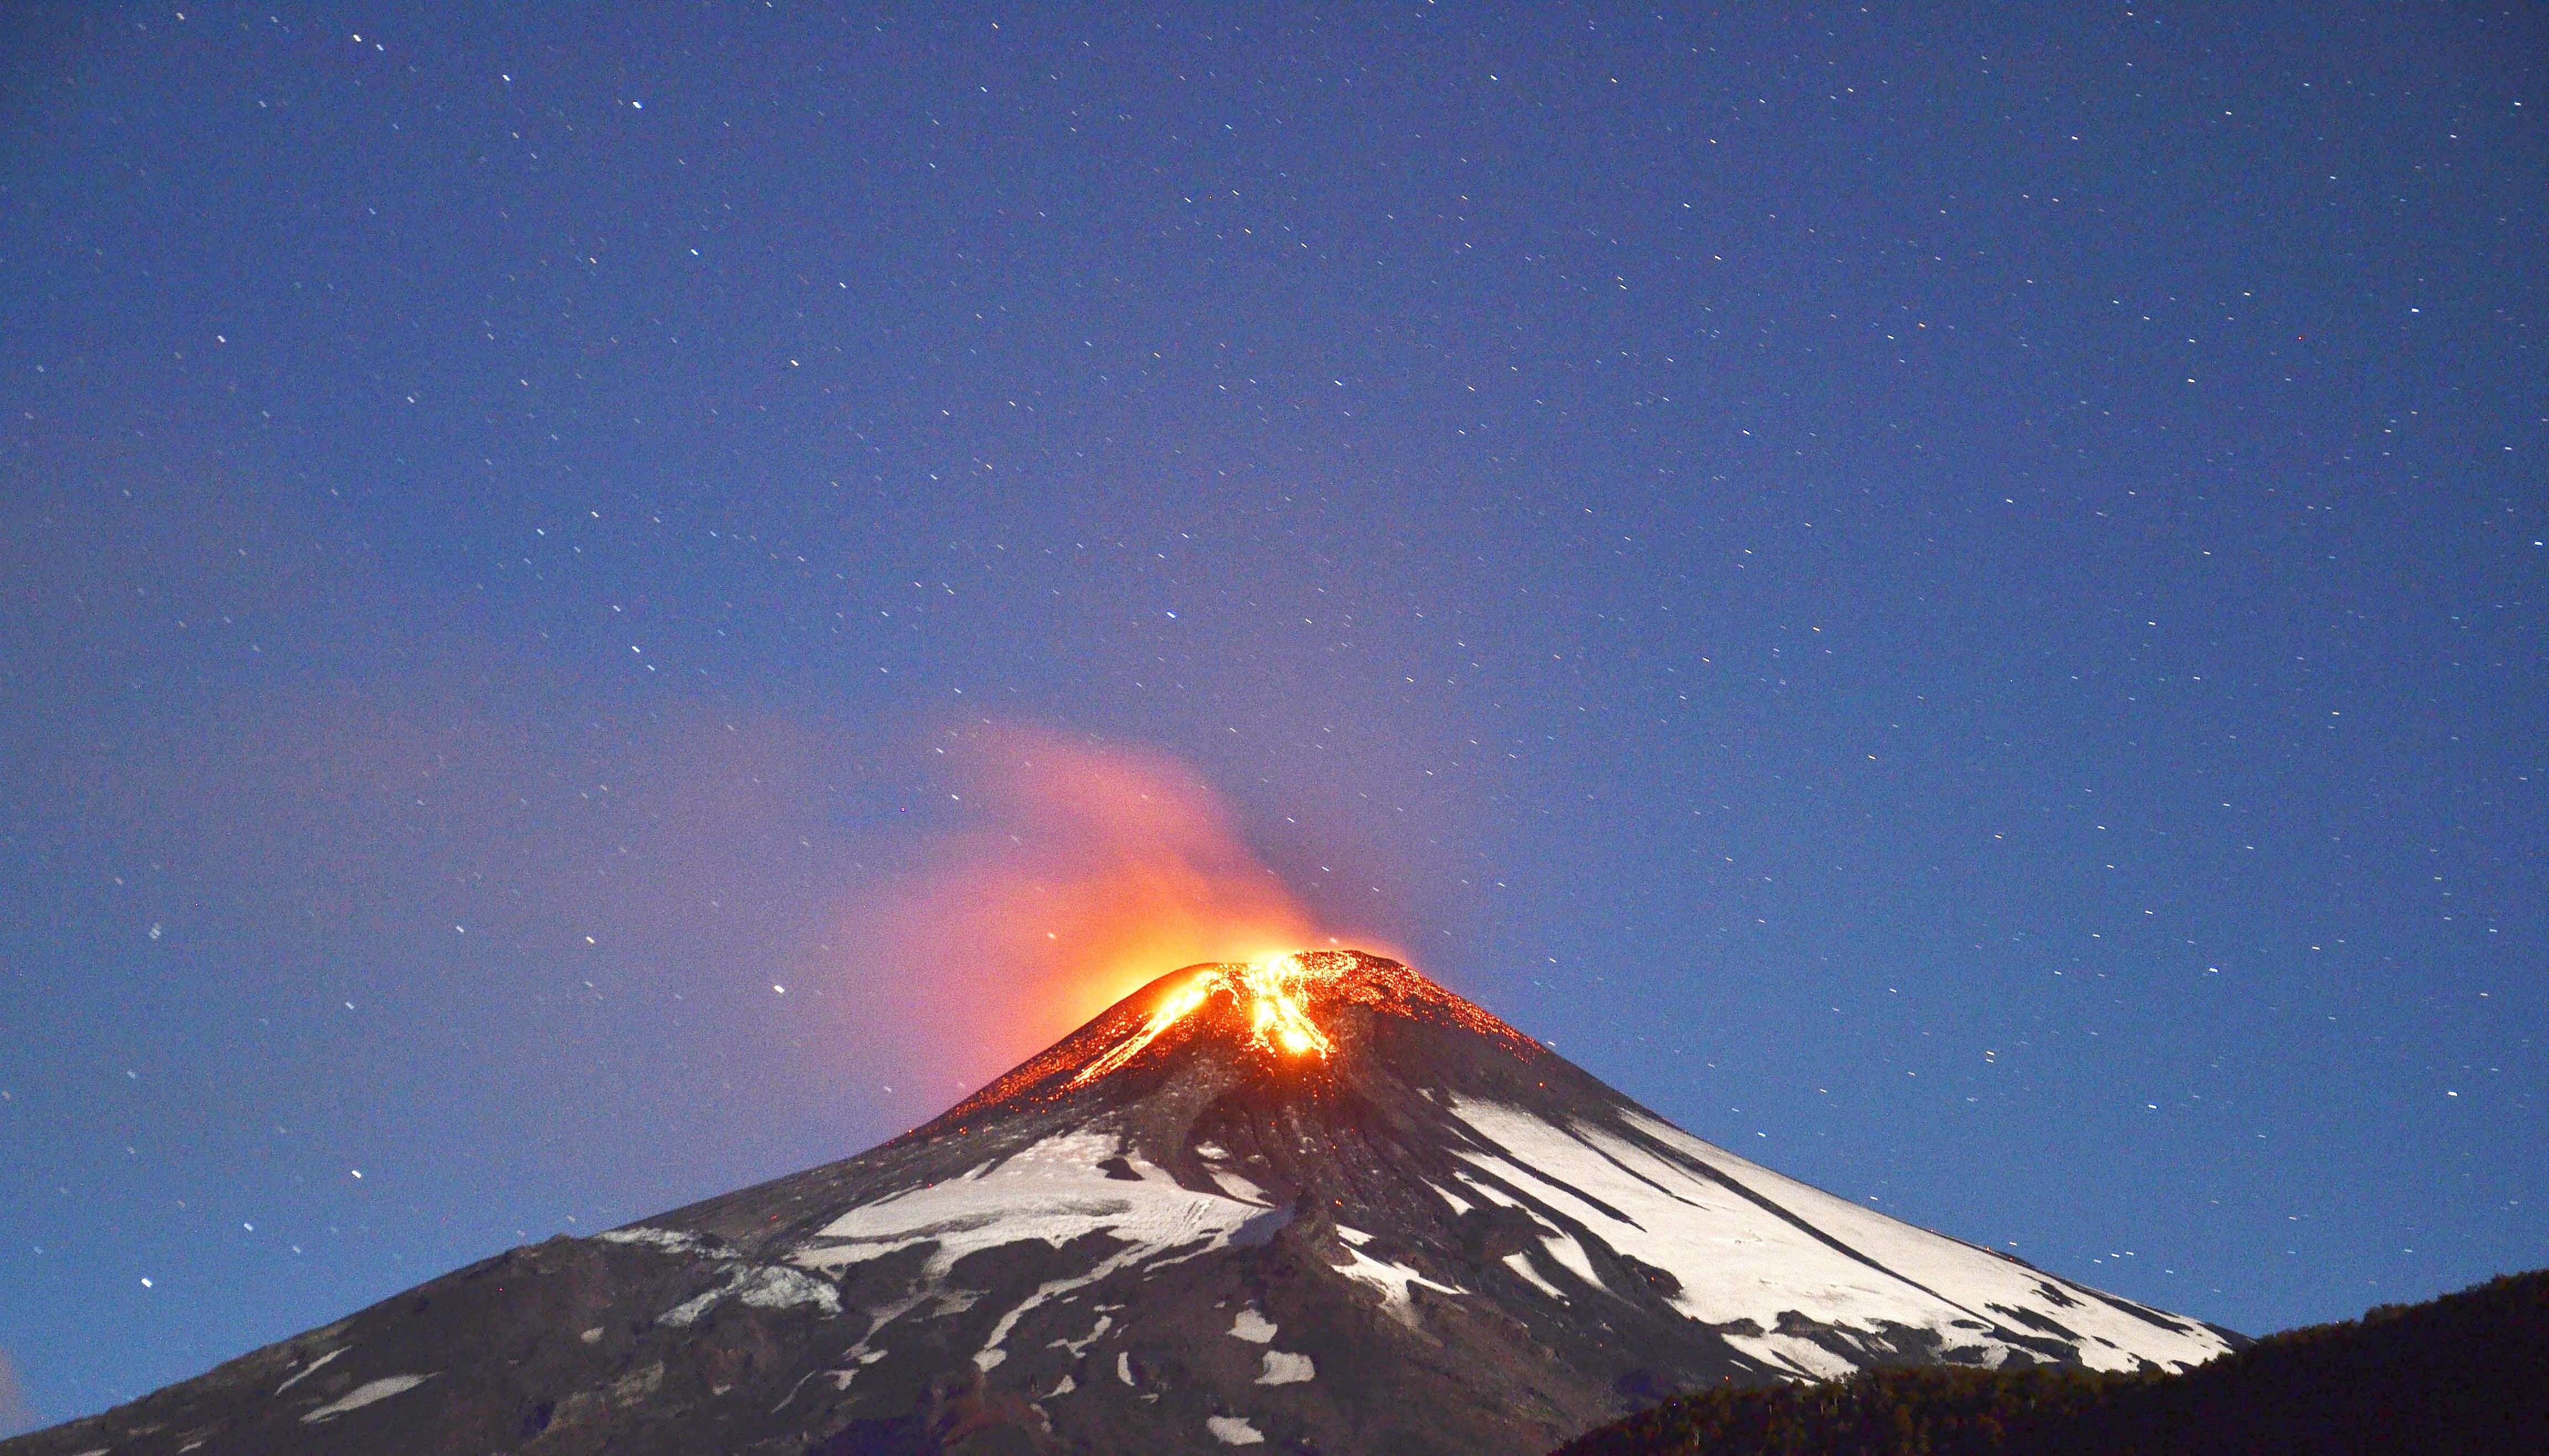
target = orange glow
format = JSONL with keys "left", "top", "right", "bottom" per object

{"left": 1239, "top": 955, "right": 1335, "bottom": 1058}
{"left": 928, "top": 948, "right": 1546, "bottom": 1130}
{"left": 1069, "top": 969, "right": 1222, "bottom": 1085}
{"left": 831, "top": 727, "right": 1403, "bottom": 1096}
{"left": 1067, "top": 952, "right": 1348, "bottom": 1086}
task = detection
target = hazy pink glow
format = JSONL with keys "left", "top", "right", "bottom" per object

{"left": 834, "top": 726, "right": 1391, "bottom": 1093}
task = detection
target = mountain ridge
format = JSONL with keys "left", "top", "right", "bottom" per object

{"left": 2, "top": 950, "right": 2237, "bottom": 1455}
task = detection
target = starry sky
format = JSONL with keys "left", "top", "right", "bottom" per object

{"left": 2, "top": 1, "right": 2543, "bottom": 1431}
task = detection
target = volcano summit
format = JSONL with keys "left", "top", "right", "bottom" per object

{"left": 6, "top": 951, "right": 2237, "bottom": 1456}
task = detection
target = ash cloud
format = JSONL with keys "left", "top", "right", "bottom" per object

{"left": 830, "top": 726, "right": 1340, "bottom": 1101}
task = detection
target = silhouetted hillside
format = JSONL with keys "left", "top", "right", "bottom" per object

{"left": 1556, "top": 1271, "right": 2549, "bottom": 1455}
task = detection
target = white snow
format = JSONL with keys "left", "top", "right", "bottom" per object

{"left": 1229, "top": 1308, "right": 1278, "bottom": 1343}
{"left": 598, "top": 1226, "right": 710, "bottom": 1255}
{"left": 1256, "top": 1350, "right": 1315, "bottom": 1385}
{"left": 795, "top": 1129, "right": 1272, "bottom": 1282}
{"left": 736, "top": 1264, "right": 841, "bottom": 1314}
{"left": 977, "top": 1241, "right": 1161, "bottom": 1371}
{"left": 1723, "top": 1330, "right": 1863, "bottom": 1381}
{"left": 273, "top": 1345, "right": 346, "bottom": 1395}
{"left": 1536, "top": 1229, "right": 1605, "bottom": 1292}
{"left": 660, "top": 1262, "right": 840, "bottom": 1328}
{"left": 1207, "top": 1414, "right": 1266, "bottom": 1444}
{"left": 1430, "top": 1182, "right": 1474, "bottom": 1216}
{"left": 821, "top": 1346, "right": 892, "bottom": 1392}
{"left": 660, "top": 1285, "right": 727, "bottom": 1327}
{"left": 1447, "top": 1099, "right": 2233, "bottom": 1374}
{"left": 1195, "top": 1140, "right": 1274, "bottom": 1202}
{"left": 1327, "top": 1237, "right": 1462, "bottom": 1323}
{"left": 1334, "top": 1224, "right": 1375, "bottom": 1246}
{"left": 1204, "top": 1163, "right": 1273, "bottom": 1204}
{"left": 1051, "top": 1311, "right": 1112, "bottom": 1356}
{"left": 1501, "top": 1250, "right": 1567, "bottom": 1300}
{"left": 300, "top": 1374, "right": 433, "bottom": 1423}
{"left": 1116, "top": 1350, "right": 1136, "bottom": 1385}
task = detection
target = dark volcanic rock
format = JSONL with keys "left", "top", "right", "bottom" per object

{"left": 1553, "top": 1271, "right": 2549, "bottom": 1456}
{"left": 3, "top": 951, "right": 2235, "bottom": 1455}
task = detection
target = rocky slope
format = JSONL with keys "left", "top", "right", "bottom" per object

{"left": 2, "top": 950, "right": 2236, "bottom": 1455}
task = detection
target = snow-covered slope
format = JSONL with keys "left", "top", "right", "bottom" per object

{"left": 3, "top": 951, "right": 2237, "bottom": 1456}
{"left": 1445, "top": 1099, "right": 2228, "bottom": 1377}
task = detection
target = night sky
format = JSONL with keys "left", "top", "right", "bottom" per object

{"left": 3, "top": 2, "right": 2543, "bottom": 1432}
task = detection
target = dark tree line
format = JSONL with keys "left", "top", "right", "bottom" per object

{"left": 1557, "top": 1271, "right": 2548, "bottom": 1456}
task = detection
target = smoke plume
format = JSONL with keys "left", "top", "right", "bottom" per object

{"left": 830, "top": 727, "right": 1339, "bottom": 1100}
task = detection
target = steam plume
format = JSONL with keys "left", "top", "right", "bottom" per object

{"left": 833, "top": 727, "right": 1331, "bottom": 1098}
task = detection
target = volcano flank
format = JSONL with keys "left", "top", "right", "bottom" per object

{"left": 3, "top": 951, "right": 2239, "bottom": 1456}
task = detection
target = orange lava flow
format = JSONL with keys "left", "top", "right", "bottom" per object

{"left": 1068, "top": 971, "right": 1221, "bottom": 1086}
{"left": 918, "top": 949, "right": 1544, "bottom": 1134}
{"left": 1068, "top": 953, "right": 1335, "bottom": 1086}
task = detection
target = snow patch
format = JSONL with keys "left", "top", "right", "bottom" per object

{"left": 1229, "top": 1307, "right": 1278, "bottom": 1343}
{"left": 1724, "top": 1330, "right": 1862, "bottom": 1381}
{"left": 1328, "top": 1240, "right": 1461, "bottom": 1323}
{"left": 795, "top": 1129, "right": 1272, "bottom": 1283}
{"left": 660, "top": 1285, "right": 727, "bottom": 1327}
{"left": 1257, "top": 1350, "right": 1315, "bottom": 1385}
{"left": 740, "top": 1264, "right": 842, "bottom": 1313}
{"left": 599, "top": 1226, "right": 711, "bottom": 1255}
{"left": 300, "top": 1374, "right": 433, "bottom": 1423}
{"left": 663, "top": 1262, "right": 841, "bottom": 1327}
{"left": 1208, "top": 1413, "right": 1266, "bottom": 1444}
{"left": 1051, "top": 1311, "right": 1112, "bottom": 1356}
{"left": 1501, "top": 1250, "right": 1567, "bottom": 1300}
{"left": 978, "top": 1239, "right": 1160, "bottom": 1371}
{"left": 273, "top": 1345, "right": 346, "bottom": 1394}
{"left": 823, "top": 1347, "right": 891, "bottom": 1392}
{"left": 1537, "top": 1229, "right": 1605, "bottom": 1292}
{"left": 1204, "top": 1163, "right": 1273, "bottom": 1204}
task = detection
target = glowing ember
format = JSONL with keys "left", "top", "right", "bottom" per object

{"left": 1069, "top": 973, "right": 1221, "bottom": 1086}
{"left": 924, "top": 949, "right": 1543, "bottom": 1132}
{"left": 1238, "top": 956, "right": 1335, "bottom": 1058}
{"left": 1069, "top": 953, "right": 1337, "bottom": 1086}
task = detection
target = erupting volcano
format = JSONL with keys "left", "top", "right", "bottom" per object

{"left": 8, "top": 951, "right": 2239, "bottom": 1456}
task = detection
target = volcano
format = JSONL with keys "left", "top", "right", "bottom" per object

{"left": 6, "top": 951, "right": 2238, "bottom": 1456}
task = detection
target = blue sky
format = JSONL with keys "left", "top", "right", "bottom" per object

{"left": 2, "top": 1, "right": 2541, "bottom": 1427}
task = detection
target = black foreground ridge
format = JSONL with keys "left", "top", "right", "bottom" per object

{"left": 1552, "top": 1269, "right": 2549, "bottom": 1456}
{"left": 3, "top": 950, "right": 2241, "bottom": 1456}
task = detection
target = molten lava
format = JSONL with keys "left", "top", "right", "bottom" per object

{"left": 925, "top": 949, "right": 1542, "bottom": 1130}
{"left": 1069, "top": 953, "right": 1337, "bottom": 1086}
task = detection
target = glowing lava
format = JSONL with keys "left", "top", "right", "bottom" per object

{"left": 1069, "top": 953, "right": 1336, "bottom": 1086}
{"left": 926, "top": 949, "right": 1543, "bottom": 1130}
